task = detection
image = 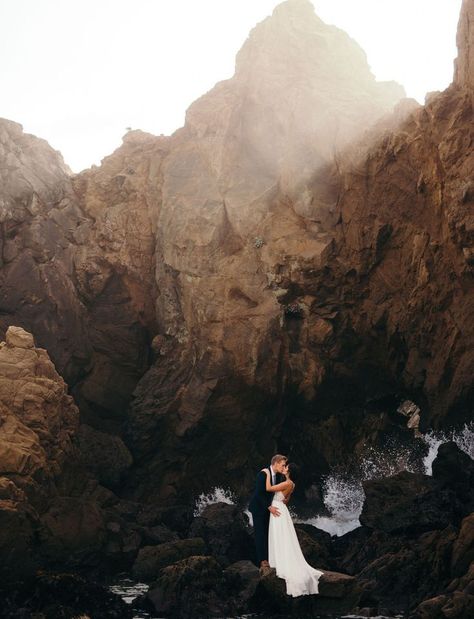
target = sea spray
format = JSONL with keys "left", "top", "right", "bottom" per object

{"left": 422, "top": 422, "right": 474, "bottom": 474}
{"left": 191, "top": 424, "right": 474, "bottom": 537}
{"left": 193, "top": 487, "right": 236, "bottom": 516}
{"left": 301, "top": 422, "right": 474, "bottom": 536}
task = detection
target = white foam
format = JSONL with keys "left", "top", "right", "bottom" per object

{"left": 422, "top": 422, "right": 474, "bottom": 475}
{"left": 193, "top": 486, "right": 236, "bottom": 517}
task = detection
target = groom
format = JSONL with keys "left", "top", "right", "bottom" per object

{"left": 249, "top": 454, "right": 288, "bottom": 572}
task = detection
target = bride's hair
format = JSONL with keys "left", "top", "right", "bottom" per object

{"left": 287, "top": 462, "right": 300, "bottom": 481}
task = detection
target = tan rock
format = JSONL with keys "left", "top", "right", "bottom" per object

{"left": 0, "top": 327, "right": 79, "bottom": 482}
{"left": 5, "top": 326, "right": 34, "bottom": 349}
{"left": 454, "top": 0, "right": 474, "bottom": 90}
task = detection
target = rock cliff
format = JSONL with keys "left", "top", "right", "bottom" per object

{"left": 0, "top": 0, "right": 472, "bottom": 507}
{"left": 0, "top": 0, "right": 473, "bottom": 616}
{"left": 0, "top": 326, "right": 79, "bottom": 577}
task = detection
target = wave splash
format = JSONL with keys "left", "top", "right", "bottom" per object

{"left": 303, "top": 422, "right": 474, "bottom": 537}
{"left": 193, "top": 487, "right": 236, "bottom": 517}
{"left": 192, "top": 424, "right": 473, "bottom": 537}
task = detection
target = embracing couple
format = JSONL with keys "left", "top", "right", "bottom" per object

{"left": 248, "top": 454, "right": 323, "bottom": 597}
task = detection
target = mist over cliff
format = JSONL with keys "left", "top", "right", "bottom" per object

{"left": 0, "top": 1, "right": 473, "bottom": 616}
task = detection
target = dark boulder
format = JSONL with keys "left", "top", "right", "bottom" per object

{"left": 224, "top": 560, "right": 261, "bottom": 611}
{"left": 356, "top": 526, "right": 457, "bottom": 613}
{"left": 147, "top": 555, "right": 230, "bottom": 618}
{"left": 189, "top": 502, "right": 254, "bottom": 565}
{"left": 432, "top": 442, "right": 474, "bottom": 516}
{"left": 295, "top": 523, "right": 333, "bottom": 570}
{"left": 136, "top": 503, "right": 194, "bottom": 535}
{"left": 360, "top": 471, "right": 458, "bottom": 534}
{"left": 253, "top": 567, "right": 368, "bottom": 616}
{"left": 451, "top": 512, "right": 474, "bottom": 578}
{"left": 132, "top": 537, "right": 206, "bottom": 581}
{"left": 1, "top": 571, "right": 132, "bottom": 619}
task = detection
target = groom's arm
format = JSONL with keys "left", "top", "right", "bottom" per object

{"left": 255, "top": 470, "right": 269, "bottom": 510}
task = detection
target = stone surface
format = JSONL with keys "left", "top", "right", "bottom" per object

{"left": 189, "top": 501, "right": 254, "bottom": 566}
{"left": 1, "top": 571, "right": 133, "bottom": 619}
{"left": 360, "top": 471, "right": 459, "bottom": 534}
{"left": 0, "top": 3, "right": 472, "bottom": 615}
{"left": 0, "top": 326, "right": 79, "bottom": 488}
{"left": 147, "top": 555, "right": 230, "bottom": 618}
{"left": 132, "top": 537, "right": 207, "bottom": 581}
{"left": 75, "top": 423, "right": 133, "bottom": 488}
{"left": 454, "top": 0, "right": 474, "bottom": 90}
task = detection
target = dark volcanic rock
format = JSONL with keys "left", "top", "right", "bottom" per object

{"left": 189, "top": 502, "right": 254, "bottom": 565}
{"left": 1, "top": 571, "right": 132, "bottom": 619}
{"left": 253, "top": 567, "right": 367, "bottom": 616}
{"left": 147, "top": 555, "right": 230, "bottom": 618}
{"left": 75, "top": 423, "right": 133, "bottom": 488}
{"left": 132, "top": 537, "right": 206, "bottom": 581}
{"left": 224, "top": 560, "right": 261, "bottom": 611}
{"left": 432, "top": 442, "right": 474, "bottom": 515}
{"left": 295, "top": 523, "right": 333, "bottom": 570}
{"left": 360, "top": 471, "right": 460, "bottom": 534}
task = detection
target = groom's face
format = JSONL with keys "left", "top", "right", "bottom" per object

{"left": 274, "top": 459, "right": 287, "bottom": 474}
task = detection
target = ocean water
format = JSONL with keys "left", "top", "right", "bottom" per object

{"left": 109, "top": 422, "right": 473, "bottom": 617}
{"left": 193, "top": 422, "right": 474, "bottom": 538}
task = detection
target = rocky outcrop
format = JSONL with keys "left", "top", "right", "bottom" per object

{"left": 454, "top": 0, "right": 474, "bottom": 89}
{"left": 0, "top": 119, "right": 158, "bottom": 432}
{"left": 0, "top": 326, "right": 79, "bottom": 577}
{"left": 0, "top": 6, "right": 472, "bottom": 614}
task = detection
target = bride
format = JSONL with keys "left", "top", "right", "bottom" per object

{"left": 264, "top": 463, "right": 323, "bottom": 597}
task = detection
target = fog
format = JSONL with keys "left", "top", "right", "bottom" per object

{"left": 0, "top": 0, "right": 462, "bottom": 171}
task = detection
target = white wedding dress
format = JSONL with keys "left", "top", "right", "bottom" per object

{"left": 268, "top": 491, "right": 323, "bottom": 597}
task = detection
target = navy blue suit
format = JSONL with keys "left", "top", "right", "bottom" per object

{"left": 249, "top": 467, "right": 284, "bottom": 565}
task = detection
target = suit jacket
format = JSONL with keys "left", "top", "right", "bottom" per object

{"left": 249, "top": 466, "right": 284, "bottom": 515}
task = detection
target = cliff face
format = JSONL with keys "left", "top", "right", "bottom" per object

{"left": 124, "top": 0, "right": 406, "bottom": 501}
{"left": 0, "top": 0, "right": 472, "bottom": 507}
{"left": 0, "top": 326, "right": 79, "bottom": 577}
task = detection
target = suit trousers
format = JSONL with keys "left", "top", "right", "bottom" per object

{"left": 251, "top": 507, "right": 270, "bottom": 564}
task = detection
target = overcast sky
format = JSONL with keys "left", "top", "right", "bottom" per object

{"left": 0, "top": 0, "right": 463, "bottom": 172}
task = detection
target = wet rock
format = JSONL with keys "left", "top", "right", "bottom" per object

{"left": 432, "top": 442, "right": 474, "bottom": 516}
{"left": 140, "top": 523, "right": 179, "bottom": 545}
{"left": 75, "top": 424, "right": 133, "bottom": 488}
{"left": 189, "top": 502, "right": 254, "bottom": 565}
{"left": 39, "top": 497, "right": 106, "bottom": 565}
{"left": 356, "top": 526, "right": 457, "bottom": 612}
{"left": 360, "top": 471, "right": 459, "bottom": 534}
{"left": 224, "top": 560, "right": 261, "bottom": 611}
{"left": 295, "top": 523, "right": 333, "bottom": 570}
{"left": 132, "top": 537, "right": 206, "bottom": 581}
{"left": 451, "top": 513, "right": 474, "bottom": 577}
{"left": 147, "top": 555, "right": 230, "bottom": 618}
{"left": 253, "top": 567, "right": 366, "bottom": 616}
{"left": 1, "top": 571, "right": 132, "bottom": 619}
{"left": 136, "top": 503, "right": 194, "bottom": 535}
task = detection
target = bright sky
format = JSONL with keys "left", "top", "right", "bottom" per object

{"left": 0, "top": 0, "right": 462, "bottom": 172}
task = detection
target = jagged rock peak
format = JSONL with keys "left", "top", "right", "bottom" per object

{"left": 454, "top": 0, "right": 474, "bottom": 89}
{"left": 234, "top": 0, "right": 403, "bottom": 100}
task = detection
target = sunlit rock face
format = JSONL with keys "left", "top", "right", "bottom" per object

{"left": 0, "top": 118, "right": 89, "bottom": 380}
{"left": 0, "top": 119, "right": 159, "bottom": 427}
{"left": 126, "top": 0, "right": 405, "bottom": 502}
{"left": 0, "top": 326, "right": 79, "bottom": 578}
{"left": 454, "top": 0, "right": 474, "bottom": 90}
{"left": 0, "top": 0, "right": 472, "bottom": 508}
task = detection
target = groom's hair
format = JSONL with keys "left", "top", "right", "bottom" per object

{"left": 271, "top": 454, "right": 287, "bottom": 465}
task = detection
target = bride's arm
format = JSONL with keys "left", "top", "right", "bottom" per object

{"left": 264, "top": 469, "right": 291, "bottom": 493}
